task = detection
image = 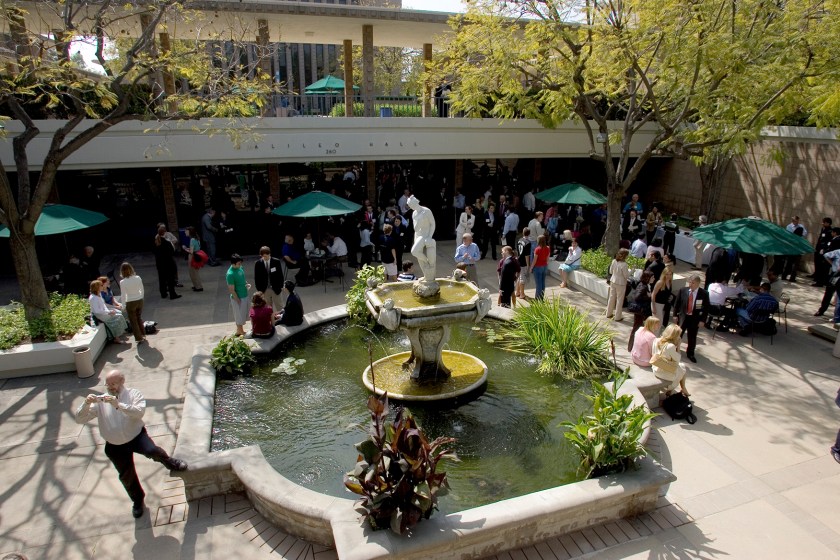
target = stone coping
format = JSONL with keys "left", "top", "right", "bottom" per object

{"left": 547, "top": 263, "right": 688, "bottom": 305}
{"left": 0, "top": 324, "right": 107, "bottom": 379}
{"left": 174, "top": 303, "right": 675, "bottom": 558}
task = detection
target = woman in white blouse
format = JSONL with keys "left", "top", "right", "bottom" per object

{"left": 119, "top": 262, "right": 146, "bottom": 344}
{"left": 89, "top": 280, "right": 129, "bottom": 343}
{"left": 651, "top": 323, "right": 689, "bottom": 396}
{"left": 456, "top": 205, "right": 475, "bottom": 241}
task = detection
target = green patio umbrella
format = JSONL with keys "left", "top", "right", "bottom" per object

{"left": 272, "top": 191, "right": 361, "bottom": 218}
{"left": 691, "top": 217, "right": 813, "bottom": 255}
{"left": 304, "top": 75, "right": 359, "bottom": 94}
{"left": 536, "top": 182, "right": 607, "bottom": 205}
{"left": 0, "top": 204, "right": 108, "bottom": 237}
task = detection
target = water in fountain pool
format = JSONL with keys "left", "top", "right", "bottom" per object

{"left": 212, "top": 319, "right": 594, "bottom": 514}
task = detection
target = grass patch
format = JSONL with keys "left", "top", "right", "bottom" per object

{"left": 0, "top": 293, "right": 90, "bottom": 350}
{"left": 502, "top": 298, "right": 614, "bottom": 379}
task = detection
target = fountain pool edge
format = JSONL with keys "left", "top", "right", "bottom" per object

{"left": 172, "top": 304, "right": 676, "bottom": 558}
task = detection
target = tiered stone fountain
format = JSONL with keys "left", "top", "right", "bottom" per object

{"left": 364, "top": 196, "right": 491, "bottom": 401}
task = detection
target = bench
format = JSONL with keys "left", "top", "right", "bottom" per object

{"left": 627, "top": 364, "right": 669, "bottom": 409}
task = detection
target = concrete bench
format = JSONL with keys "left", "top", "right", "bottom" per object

{"left": 627, "top": 364, "right": 669, "bottom": 409}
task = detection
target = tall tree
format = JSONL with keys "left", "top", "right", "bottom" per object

{"left": 435, "top": 0, "right": 835, "bottom": 253}
{"left": 0, "top": 1, "right": 274, "bottom": 320}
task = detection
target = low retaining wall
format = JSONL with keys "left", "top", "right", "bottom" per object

{"left": 173, "top": 304, "right": 675, "bottom": 558}
{"left": 0, "top": 324, "right": 107, "bottom": 379}
{"left": 547, "top": 263, "right": 689, "bottom": 305}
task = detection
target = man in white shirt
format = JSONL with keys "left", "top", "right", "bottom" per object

{"left": 398, "top": 188, "right": 411, "bottom": 216}
{"left": 786, "top": 215, "right": 808, "bottom": 237}
{"left": 502, "top": 209, "right": 520, "bottom": 249}
{"left": 522, "top": 187, "right": 536, "bottom": 214}
{"left": 527, "top": 211, "right": 545, "bottom": 251}
{"left": 327, "top": 234, "right": 348, "bottom": 257}
{"left": 75, "top": 370, "right": 187, "bottom": 518}
{"left": 630, "top": 234, "right": 648, "bottom": 258}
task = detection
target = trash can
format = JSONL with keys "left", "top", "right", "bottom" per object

{"left": 73, "top": 346, "right": 95, "bottom": 379}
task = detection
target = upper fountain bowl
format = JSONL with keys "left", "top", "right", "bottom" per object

{"left": 366, "top": 279, "right": 482, "bottom": 319}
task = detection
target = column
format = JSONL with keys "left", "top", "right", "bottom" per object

{"left": 367, "top": 162, "right": 377, "bottom": 203}
{"left": 160, "top": 168, "right": 179, "bottom": 234}
{"left": 298, "top": 43, "right": 307, "bottom": 114}
{"left": 422, "top": 43, "right": 432, "bottom": 117}
{"left": 268, "top": 164, "right": 281, "bottom": 201}
{"left": 454, "top": 160, "right": 464, "bottom": 192}
{"left": 343, "top": 39, "right": 354, "bottom": 117}
{"left": 533, "top": 159, "right": 542, "bottom": 184}
{"left": 310, "top": 43, "right": 318, "bottom": 84}
{"left": 362, "top": 24, "right": 374, "bottom": 117}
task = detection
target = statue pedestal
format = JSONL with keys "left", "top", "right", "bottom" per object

{"left": 413, "top": 279, "right": 441, "bottom": 299}
{"left": 404, "top": 325, "right": 452, "bottom": 384}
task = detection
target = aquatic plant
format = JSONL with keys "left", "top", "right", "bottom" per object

{"left": 562, "top": 370, "right": 656, "bottom": 478}
{"left": 210, "top": 335, "right": 257, "bottom": 376}
{"left": 344, "top": 394, "right": 458, "bottom": 534}
{"left": 502, "top": 298, "right": 613, "bottom": 379}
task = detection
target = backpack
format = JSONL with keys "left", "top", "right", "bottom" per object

{"left": 662, "top": 393, "right": 697, "bottom": 424}
{"left": 143, "top": 321, "right": 158, "bottom": 335}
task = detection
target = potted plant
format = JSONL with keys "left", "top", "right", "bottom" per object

{"left": 210, "top": 335, "right": 257, "bottom": 376}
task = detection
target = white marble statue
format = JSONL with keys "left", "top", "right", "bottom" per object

{"left": 407, "top": 195, "right": 437, "bottom": 283}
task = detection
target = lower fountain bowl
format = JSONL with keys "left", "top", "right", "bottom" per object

{"left": 362, "top": 350, "right": 488, "bottom": 402}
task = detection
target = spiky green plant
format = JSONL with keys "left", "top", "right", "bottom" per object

{"left": 502, "top": 298, "right": 614, "bottom": 379}
{"left": 562, "top": 370, "right": 657, "bottom": 478}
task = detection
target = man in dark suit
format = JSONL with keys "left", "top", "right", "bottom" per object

{"left": 254, "top": 246, "right": 285, "bottom": 314}
{"left": 672, "top": 275, "right": 709, "bottom": 363}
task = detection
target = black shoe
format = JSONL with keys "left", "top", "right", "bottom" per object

{"left": 192, "top": 288, "right": 204, "bottom": 292}
{"left": 832, "top": 447, "right": 840, "bottom": 465}
{"left": 166, "top": 457, "right": 188, "bottom": 471}
{"left": 175, "top": 283, "right": 184, "bottom": 288}
{"left": 170, "top": 294, "right": 182, "bottom": 300}
{"left": 687, "top": 355, "right": 697, "bottom": 363}
{"left": 132, "top": 501, "right": 144, "bottom": 518}
{"left": 814, "top": 311, "right": 824, "bottom": 316}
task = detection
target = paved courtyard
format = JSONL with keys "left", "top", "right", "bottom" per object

{"left": 1, "top": 242, "right": 839, "bottom": 559}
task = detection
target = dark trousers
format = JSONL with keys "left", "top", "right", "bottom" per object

{"left": 663, "top": 233, "right": 676, "bottom": 257}
{"left": 814, "top": 251, "right": 829, "bottom": 284}
{"left": 480, "top": 233, "right": 497, "bottom": 260}
{"left": 360, "top": 246, "right": 373, "bottom": 267}
{"left": 680, "top": 315, "right": 701, "bottom": 357}
{"left": 818, "top": 284, "right": 836, "bottom": 315}
{"left": 104, "top": 428, "right": 173, "bottom": 505}
{"left": 157, "top": 266, "right": 177, "bottom": 298}
{"left": 125, "top": 299, "right": 144, "bottom": 342}
{"left": 505, "top": 231, "right": 517, "bottom": 250}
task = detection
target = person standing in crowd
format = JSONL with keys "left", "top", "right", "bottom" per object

{"left": 605, "top": 248, "right": 631, "bottom": 322}
{"left": 153, "top": 225, "right": 181, "bottom": 300}
{"left": 359, "top": 221, "right": 374, "bottom": 267}
{"left": 516, "top": 227, "right": 532, "bottom": 302}
{"left": 481, "top": 202, "right": 499, "bottom": 261}
{"left": 119, "top": 262, "right": 146, "bottom": 344}
{"left": 627, "top": 270, "right": 654, "bottom": 351}
{"left": 502, "top": 208, "right": 520, "bottom": 249}
{"left": 622, "top": 209, "right": 643, "bottom": 241}
{"left": 455, "top": 233, "right": 481, "bottom": 287}
{"left": 646, "top": 205, "right": 663, "bottom": 245}
{"left": 630, "top": 233, "right": 648, "bottom": 258}
{"left": 226, "top": 254, "right": 250, "bottom": 337}
{"left": 781, "top": 218, "right": 806, "bottom": 282}
{"left": 275, "top": 281, "right": 303, "bottom": 327}
{"left": 622, "top": 193, "right": 643, "bottom": 215}
{"left": 693, "top": 215, "right": 709, "bottom": 269}
{"left": 200, "top": 207, "right": 220, "bottom": 266}
{"left": 181, "top": 226, "right": 204, "bottom": 292}
{"left": 497, "top": 245, "right": 520, "bottom": 308}
{"left": 527, "top": 211, "right": 545, "bottom": 257}
{"left": 75, "top": 369, "right": 187, "bottom": 519}
{"left": 663, "top": 213, "right": 680, "bottom": 256}
{"left": 453, "top": 189, "right": 466, "bottom": 232}
{"left": 81, "top": 245, "right": 101, "bottom": 282}
{"left": 254, "top": 246, "right": 284, "bottom": 315}
{"left": 156, "top": 225, "right": 182, "bottom": 288}
{"left": 814, "top": 228, "right": 840, "bottom": 317}
{"left": 672, "top": 274, "right": 709, "bottom": 363}
{"left": 380, "top": 224, "right": 398, "bottom": 281}
{"left": 651, "top": 253, "right": 675, "bottom": 325}
{"left": 530, "top": 235, "right": 550, "bottom": 300}
{"left": 522, "top": 186, "right": 536, "bottom": 217}
{"left": 813, "top": 218, "right": 834, "bottom": 287}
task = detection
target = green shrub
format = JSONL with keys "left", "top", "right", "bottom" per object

{"left": 344, "top": 394, "right": 457, "bottom": 534}
{"left": 0, "top": 293, "right": 90, "bottom": 350}
{"left": 329, "top": 102, "right": 434, "bottom": 117}
{"left": 210, "top": 335, "right": 257, "bottom": 376}
{"left": 562, "top": 370, "right": 657, "bottom": 478}
{"left": 346, "top": 264, "right": 385, "bottom": 326}
{"left": 502, "top": 298, "right": 614, "bottom": 379}
{"left": 581, "top": 247, "right": 646, "bottom": 278}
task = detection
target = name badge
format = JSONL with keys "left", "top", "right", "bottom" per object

{"left": 270, "top": 267, "right": 277, "bottom": 272}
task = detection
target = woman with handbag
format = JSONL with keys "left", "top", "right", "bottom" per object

{"left": 605, "top": 248, "right": 631, "bottom": 321}
{"left": 651, "top": 253, "right": 676, "bottom": 325}
{"left": 182, "top": 226, "right": 204, "bottom": 292}
{"left": 651, "top": 323, "right": 689, "bottom": 397}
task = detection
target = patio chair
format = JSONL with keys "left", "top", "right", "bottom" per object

{"left": 779, "top": 292, "right": 790, "bottom": 332}
{"left": 750, "top": 311, "right": 777, "bottom": 347}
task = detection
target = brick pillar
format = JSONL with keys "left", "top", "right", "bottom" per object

{"left": 268, "top": 164, "right": 281, "bottom": 200}
{"left": 362, "top": 25, "right": 374, "bottom": 118}
{"left": 343, "top": 39, "right": 354, "bottom": 117}
{"left": 422, "top": 43, "right": 432, "bottom": 118}
{"left": 160, "top": 168, "right": 179, "bottom": 233}
{"left": 454, "top": 160, "right": 464, "bottom": 192}
{"left": 367, "top": 161, "right": 377, "bottom": 203}
{"left": 533, "top": 158, "right": 542, "bottom": 185}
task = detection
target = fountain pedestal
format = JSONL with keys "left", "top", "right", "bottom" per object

{"left": 404, "top": 324, "right": 451, "bottom": 384}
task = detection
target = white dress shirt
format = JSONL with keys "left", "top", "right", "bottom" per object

{"left": 75, "top": 387, "right": 146, "bottom": 445}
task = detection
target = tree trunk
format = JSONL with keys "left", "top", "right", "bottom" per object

{"left": 9, "top": 232, "right": 50, "bottom": 320}
{"left": 603, "top": 182, "right": 623, "bottom": 256}
{"left": 699, "top": 153, "right": 732, "bottom": 222}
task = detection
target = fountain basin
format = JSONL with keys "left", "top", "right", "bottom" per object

{"left": 362, "top": 350, "right": 487, "bottom": 401}
{"left": 366, "top": 279, "right": 480, "bottom": 318}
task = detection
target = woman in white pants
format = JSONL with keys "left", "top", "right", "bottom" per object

{"left": 605, "top": 248, "right": 630, "bottom": 321}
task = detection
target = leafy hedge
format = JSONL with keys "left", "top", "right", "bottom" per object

{"left": 0, "top": 293, "right": 90, "bottom": 350}
{"left": 346, "top": 265, "right": 385, "bottom": 326}
{"left": 329, "top": 102, "right": 434, "bottom": 117}
{"left": 580, "top": 247, "right": 647, "bottom": 278}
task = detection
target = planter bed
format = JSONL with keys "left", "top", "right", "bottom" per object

{"left": 0, "top": 324, "right": 107, "bottom": 379}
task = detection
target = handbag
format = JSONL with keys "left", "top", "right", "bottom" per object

{"left": 191, "top": 250, "right": 208, "bottom": 269}
{"left": 650, "top": 342, "right": 678, "bottom": 374}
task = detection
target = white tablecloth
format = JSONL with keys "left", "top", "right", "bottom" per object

{"left": 658, "top": 227, "right": 716, "bottom": 265}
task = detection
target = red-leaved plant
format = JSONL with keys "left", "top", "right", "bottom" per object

{"left": 343, "top": 393, "right": 458, "bottom": 534}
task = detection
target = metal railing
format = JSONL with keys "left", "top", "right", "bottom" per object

{"left": 270, "top": 94, "right": 450, "bottom": 117}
